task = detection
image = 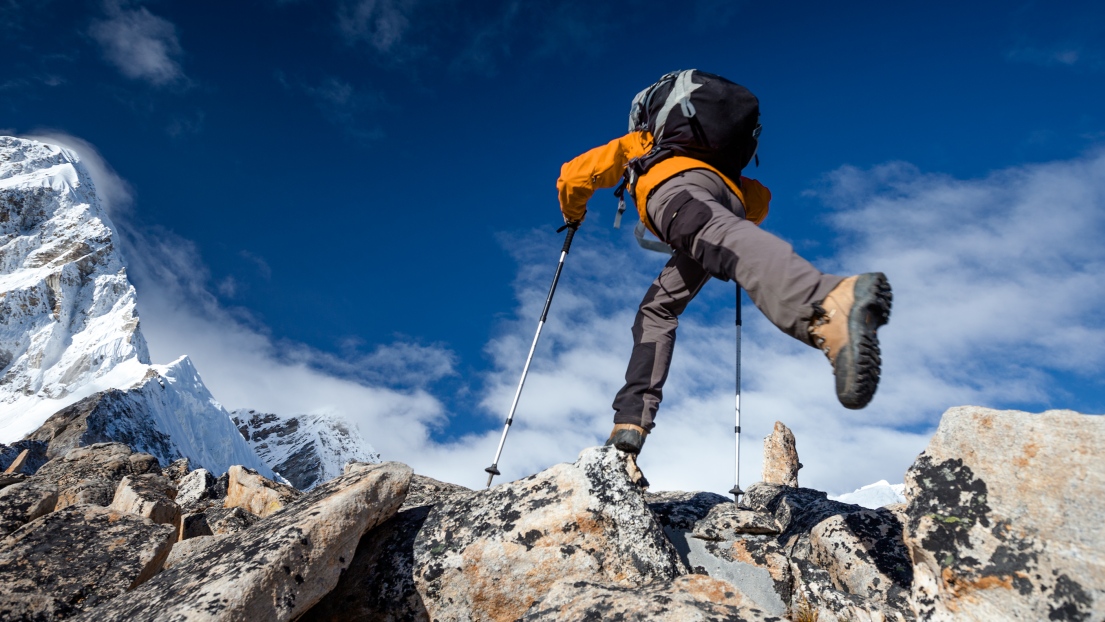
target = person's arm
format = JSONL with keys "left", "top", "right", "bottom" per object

{"left": 557, "top": 132, "right": 652, "bottom": 223}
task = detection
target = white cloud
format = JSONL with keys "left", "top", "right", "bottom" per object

{"left": 89, "top": 0, "right": 187, "bottom": 86}
{"left": 42, "top": 131, "right": 1105, "bottom": 496}
{"left": 23, "top": 131, "right": 135, "bottom": 217}
{"left": 459, "top": 149, "right": 1105, "bottom": 495}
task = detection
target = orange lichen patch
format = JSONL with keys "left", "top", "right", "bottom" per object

{"left": 1014, "top": 442, "right": 1040, "bottom": 468}
{"left": 942, "top": 567, "right": 1013, "bottom": 599}
{"left": 677, "top": 575, "right": 747, "bottom": 606}
{"left": 729, "top": 541, "right": 757, "bottom": 565}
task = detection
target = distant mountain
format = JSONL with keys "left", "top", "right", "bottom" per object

{"left": 232, "top": 409, "right": 380, "bottom": 490}
{"left": 0, "top": 136, "right": 273, "bottom": 477}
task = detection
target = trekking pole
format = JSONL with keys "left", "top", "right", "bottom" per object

{"left": 728, "top": 286, "right": 744, "bottom": 504}
{"left": 485, "top": 222, "right": 579, "bottom": 487}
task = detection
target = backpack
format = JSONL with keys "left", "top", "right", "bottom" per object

{"left": 614, "top": 70, "right": 761, "bottom": 227}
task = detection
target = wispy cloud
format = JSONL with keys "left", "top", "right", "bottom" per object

{"left": 89, "top": 0, "right": 188, "bottom": 87}
{"left": 457, "top": 148, "right": 1105, "bottom": 494}
{"left": 1007, "top": 45, "right": 1103, "bottom": 70}
{"left": 38, "top": 132, "right": 1105, "bottom": 496}
{"left": 23, "top": 130, "right": 135, "bottom": 217}
{"left": 238, "top": 250, "right": 272, "bottom": 280}
{"left": 276, "top": 72, "right": 385, "bottom": 140}
{"left": 337, "top": 0, "right": 417, "bottom": 52}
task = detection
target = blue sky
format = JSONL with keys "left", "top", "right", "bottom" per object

{"left": 3, "top": 0, "right": 1103, "bottom": 493}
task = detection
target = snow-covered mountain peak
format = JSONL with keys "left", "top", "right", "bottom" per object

{"left": 232, "top": 409, "right": 381, "bottom": 490}
{"left": 0, "top": 136, "right": 274, "bottom": 478}
{"left": 1, "top": 137, "right": 150, "bottom": 437}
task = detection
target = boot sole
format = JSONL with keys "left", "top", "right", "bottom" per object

{"left": 835, "top": 272, "right": 892, "bottom": 409}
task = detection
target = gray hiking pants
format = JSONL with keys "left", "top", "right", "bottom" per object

{"left": 612, "top": 169, "right": 843, "bottom": 431}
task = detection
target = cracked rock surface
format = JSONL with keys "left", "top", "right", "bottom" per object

{"left": 902, "top": 406, "right": 1104, "bottom": 621}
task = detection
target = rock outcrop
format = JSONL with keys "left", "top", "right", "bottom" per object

{"left": 902, "top": 406, "right": 1104, "bottom": 621}
{"left": 762, "top": 420, "right": 800, "bottom": 487}
{"left": 306, "top": 446, "right": 690, "bottom": 622}
{"left": 2, "top": 402, "right": 1101, "bottom": 622}
{"left": 82, "top": 461, "right": 412, "bottom": 622}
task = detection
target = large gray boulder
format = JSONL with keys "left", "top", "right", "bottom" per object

{"left": 0, "top": 504, "right": 176, "bottom": 618}
{"left": 0, "top": 478, "right": 58, "bottom": 537}
{"left": 902, "top": 406, "right": 1104, "bottom": 621}
{"left": 76, "top": 461, "right": 412, "bottom": 622}
{"left": 305, "top": 447, "right": 686, "bottom": 622}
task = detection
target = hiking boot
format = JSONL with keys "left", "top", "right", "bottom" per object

{"left": 605, "top": 423, "right": 648, "bottom": 454}
{"left": 808, "top": 273, "right": 892, "bottom": 410}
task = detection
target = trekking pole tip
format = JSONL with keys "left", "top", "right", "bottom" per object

{"left": 729, "top": 485, "right": 744, "bottom": 504}
{"left": 484, "top": 464, "right": 501, "bottom": 488}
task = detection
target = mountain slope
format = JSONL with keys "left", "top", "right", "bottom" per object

{"left": 0, "top": 136, "right": 273, "bottom": 477}
{"left": 232, "top": 409, "right": 381, "bottom": 490}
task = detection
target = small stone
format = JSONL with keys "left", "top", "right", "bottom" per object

{"left": 176, "top": 468, "right": 217, "bottom": 510}
{"left": 110, "top": 473, "right": 181, "bottom": 532}
{"left": 691, "top": 503, "right": 781, "bottom": 540}
{"left": 223, "top": 465, "right": 301, "bottom": 518}
{"left": 762, "top": 421, "right": 800, "bottom": 487}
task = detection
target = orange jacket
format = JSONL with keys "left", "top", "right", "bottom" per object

{"left": 557, "top": 131, "right": 770, "bottom": 236}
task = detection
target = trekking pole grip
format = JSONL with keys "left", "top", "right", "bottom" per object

{"left": 557, "top": 221, "right": 580, "bottom": 253}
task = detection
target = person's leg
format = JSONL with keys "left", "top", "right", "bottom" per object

{"left": 647, "top": 169, "right": 892, "bottom": 409}
{"left": 648, "top": 169, "right": 842, "bottom": 345}
{"left": 610, "top": 251, "right": 711, "bottom": 439}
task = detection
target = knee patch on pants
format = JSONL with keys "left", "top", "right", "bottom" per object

{"left": 659, "top": 191, "right": 713, "bottom": 253}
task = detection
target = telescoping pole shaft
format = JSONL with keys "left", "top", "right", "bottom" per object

{"left": 729, "top": 286, "right": 744, "bottom": 504}
{"left": 485, "top": 224, "right": 578, "bottom": 487}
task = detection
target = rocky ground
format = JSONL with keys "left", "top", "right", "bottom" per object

{"left": 0, "top": 405, "right": 1102, "bottom": 621}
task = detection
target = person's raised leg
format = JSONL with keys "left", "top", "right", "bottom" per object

{"left": 648, "top": 170, "right": 892, "bottom": 409}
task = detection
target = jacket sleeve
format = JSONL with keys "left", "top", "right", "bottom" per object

{"left": 557, "top": 132, "right": 651, "bottom": 223}
{"left": 740, "top": 176, "right": 771, "bottom": 225}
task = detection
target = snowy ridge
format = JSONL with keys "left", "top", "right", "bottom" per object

{"left": 0, "top": 136, "right": 272, "bottom": 477}
{"left": 232, "top": 409, "right": 381, "bottom": 490}
{"left": 0, "top": 137, "right": 149, "bottom": 435}
{"left": 830, "top": 480, "right": 906, "bottom": 509}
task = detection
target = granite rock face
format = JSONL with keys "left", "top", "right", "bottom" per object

{"left": 902, "top": 406, "right": 1104, "bottom": 621}
{"left": 762, "top": 421, "right": 800, "bottom": 487}
{"left": 0, "top": 504, "right": 176, "bottom": 618}
{"left": 306, "top": 447, "right": 685, "bottom": 622}
{"left": 80, "top": 461, "right": 412, "bottom": 622}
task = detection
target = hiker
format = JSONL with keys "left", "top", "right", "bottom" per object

{"left": 556, "top": 70, "right": 892, "bottom": 462}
